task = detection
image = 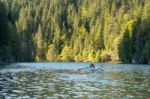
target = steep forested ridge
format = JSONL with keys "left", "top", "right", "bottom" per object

{"left": 0, "top": 0, "right": 150, "bottom": 64}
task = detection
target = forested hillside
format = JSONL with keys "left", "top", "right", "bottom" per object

{"left": 0, "top": 0, "right": 150, "bottom": 64}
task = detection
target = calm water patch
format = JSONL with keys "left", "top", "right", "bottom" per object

{"left": 0, "top": 63, "right": 150, "bottom": 99}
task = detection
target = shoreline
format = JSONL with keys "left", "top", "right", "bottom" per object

{"left": 1, "top": 61, "right": 149, "bottom": 65}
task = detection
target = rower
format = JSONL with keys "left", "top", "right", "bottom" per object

{"left": 90, "top": 63, "right": 95, "bottom": 69}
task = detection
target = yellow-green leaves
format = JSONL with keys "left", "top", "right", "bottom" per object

{"left": 61, "top": 46, "right": 74, "bottom": 62}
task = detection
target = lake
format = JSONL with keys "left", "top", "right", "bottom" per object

{"left": 0, "top": 63, "right": 150, "bottom": 99}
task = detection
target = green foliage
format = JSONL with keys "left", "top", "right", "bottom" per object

{"left": 82, "top": 48, "right": 88, "bottom": 62}
{"left": 74, "top": 53, "right": 82, "bottom": 62}
{"left": 1, "top": 0, "right": 150, "bottom": 64}
{"left": 95, "top": 50, "right": 101, "bottom": 62}
{"left": 0, "top": 1, "right": 13, "bottom": 63}
{"left": 0, "top": 2, "right": 9, "bottom": 46}
{"left": 119, "top": 31, "right": 133, "bottom": 63}
{"left": 132, "top": 18, "right": 150, "bottom": 64}
{"left": 34, "top": 24, "right": 46, "bottom": 61}
{"left": 61, "top": 46, "right": 74, "bottom": 62}
{"left": 46, "top": 44, "right": 57, "bottom": 62}
{"left": 100, "top": 50, "right": 111, "bottom": 62}
{"left": 88, "top": 50, "right": 95, "bottom": 62}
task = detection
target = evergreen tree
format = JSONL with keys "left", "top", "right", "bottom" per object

{"left": 34, "top": 24, "right": 45, "bottom": 61}
{"left": 61, "top": 46, "right": 74, "bottom": 62}
{"left": 1, "top": 0, "right": 150, "bottom": 64}
{"left": 46, "top": 44, "right": 57, "bottom": 62}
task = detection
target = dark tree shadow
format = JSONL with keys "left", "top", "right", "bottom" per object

{"left": 118, "top": 17, "right": 150, "bottom": 64}
{"left": 118, "top": 30, "right": 133, "bottom": 63}
{"left": 0, "top": 2, "right": 10, "bottom": 63}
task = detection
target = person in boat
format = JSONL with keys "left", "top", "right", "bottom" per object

{"left": 90, "top": 63, "right": 95, "bottom": 69}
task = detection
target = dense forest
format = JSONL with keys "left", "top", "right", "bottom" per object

{"left": 0, "top": 0, "right": 150, "bottom": 64}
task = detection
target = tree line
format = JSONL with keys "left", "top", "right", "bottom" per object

{"left": 0, "top": 0, "right": 150, "bottom": 64}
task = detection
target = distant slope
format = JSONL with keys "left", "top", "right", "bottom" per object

{"left": 0, "top": 0, "right": 150, "bottom": 64}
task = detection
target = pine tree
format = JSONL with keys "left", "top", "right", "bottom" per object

{"left": 34, "top": 24, "right": 45, "bottom": 61}
{"left": 1, "top": 0, "right": 150, "bottom": 64}
{"left": 61, "top": 46, "right": 74, "bottom": 62}
{"left": 46, "top": 44, "right": 57, "bottom": 62}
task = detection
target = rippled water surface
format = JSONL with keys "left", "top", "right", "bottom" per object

{"left": 0, "top": 63, "right": 150, "bottom": 99}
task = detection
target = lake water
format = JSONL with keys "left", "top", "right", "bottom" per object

{"left": 0, "top": 63, "right": 150, "bottom": 99}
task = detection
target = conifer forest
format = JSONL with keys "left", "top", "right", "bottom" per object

{"left": 0, "top": 0, "right": 150, "bottom": 64}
